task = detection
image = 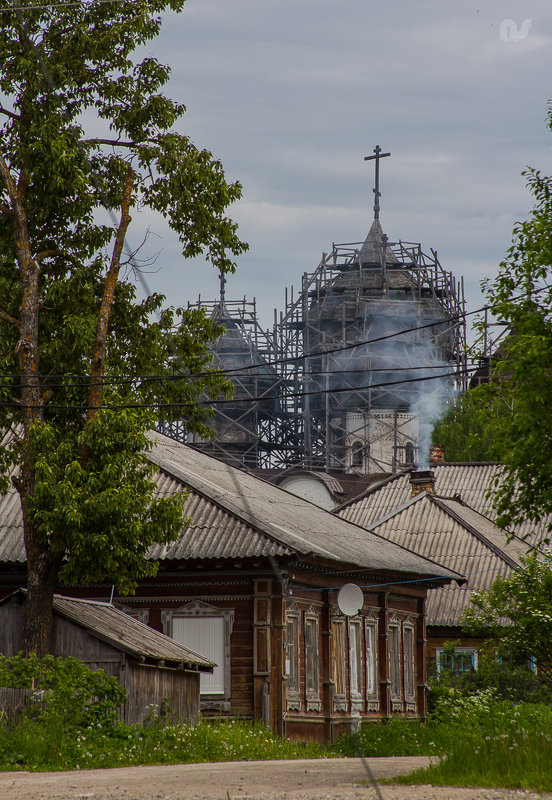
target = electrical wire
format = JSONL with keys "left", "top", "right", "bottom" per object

{"left": 0, "top": 0, "right": 133, "bottom": 13}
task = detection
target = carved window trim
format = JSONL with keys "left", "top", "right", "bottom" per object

{"left": 403, "top": 620, "right": 416, "bottom": 709}
{"left": 116, "top": 604, "right": 150, "bottom": 625}
{"left": 388, "top": 614, "right": 402, "bottom": 706}
{"left": 161, "top": 601, "right": 234, "bottom": 711}
{"left": 285, "top": 604, "right": 301, "bottom": 712}
{"left": 304, "top": 608, "right": 321, "bottom": 712}
{"left": 364, "top": 615, "right": 379, "bottom": 709}
{"left": 331, "top": 616, "right": 347, "bottom": 713}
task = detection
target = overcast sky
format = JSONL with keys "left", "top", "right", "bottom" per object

{"left": 132, "top": 0, "right": 552, "bottom": 340}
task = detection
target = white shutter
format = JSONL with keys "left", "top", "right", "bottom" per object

{"left": 173, "top": 616, "right": 225, "bottom": 694}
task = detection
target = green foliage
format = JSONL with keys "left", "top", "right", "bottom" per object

{"left": 470, "top": 110, "right": 552, "bottom": 531}
{"left": 0, "top": 0, "right": 246, "bottom": 643}
{"left": 462, "top": 551, "right": 552, "bottom": 688}
{"left": 432, "top": 382, "right": 513, "bottom": 462}
{"left": 330, "top": 718, "right": 447, "bottom": 758}
{"left": 398, "top": 691, "right": 552, "bottom": 792}
{"left": 0, "top": 717, "right": 325, "bottom": 772}
{"left": 0, "top": 653, "right": 126, "bottom": 729}
{"left": 427, "top": 644, "right": 552, "bottom": 715}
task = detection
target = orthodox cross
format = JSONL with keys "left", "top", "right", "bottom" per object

{"left": 364, "top": 145, "right": 390, "bottom": 220}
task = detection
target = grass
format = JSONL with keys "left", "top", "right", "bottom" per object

{"left": 0, "top": 717, "right": 326, "bottom": 771}
{"left": 2, "top": 682, "right": 552, "bottom": 792}
{"left": 330, "top": 689, "right": 552, "bottom": 794}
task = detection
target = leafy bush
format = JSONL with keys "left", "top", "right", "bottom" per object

{"left": 427, "top": 647, "right": 552, "bottom": 713}
{"left": 0, "top": 653, "right": 126, "bottom": 729}
{"left": 399, "top": 689, "right": 552, "bottom": 792}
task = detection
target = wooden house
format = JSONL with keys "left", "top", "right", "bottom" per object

{"left": 336, "top": 467, "right": 540, "bottom": 673}
{"left": 0, "top": 433, "right": 463, "bottom": 742}
{"left": 0, "top": 589, "right": 214, "bottom": 724}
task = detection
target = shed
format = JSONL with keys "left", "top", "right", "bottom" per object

{"left": 0, "top": 590, "right": 214, "bottom": 724}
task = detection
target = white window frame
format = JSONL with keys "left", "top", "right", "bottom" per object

{"left": 364, "top": 615, "right": 379, "bottom": 710}
{"left": 304, "top": 609, "right": 321, "bottom": 712}
{"left": 402, "top": 620, "right": 416, "bottom": 710}
{"left": 435, "top": 646, "right": 478, "bottom": 675}
{"left": 161, "top": 601, "right": 234, "bottom": 710}
{"left": 285, "top": 604, "right": 301, "bottom": 711}
{"left": 348, "top": 617, "right": 363, "bottom": 698}
{"left": 388, "top": 616, "right": 402, "bottom": 707}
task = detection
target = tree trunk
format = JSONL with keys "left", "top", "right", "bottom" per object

{"left": 22, "top": 536, "right": 62, "bottom": 656}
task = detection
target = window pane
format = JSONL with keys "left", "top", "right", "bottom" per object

{"left": 404, "top": 626, "right": 415, "bottom": 699}
{"left": 305, "top": 618, "right": 319, "bottom": 693}
{"left": 286, "top": 617, "right": 300, "bottom": 692}
{"left": 365, "top": 622, "right": 377, "bottom": 697}
{"left": 389, "top": 624, "right": 401, "bottom": 698}
{"left": 174, "top": 616, "right": 225, "bottom": 694}
{"left": 332, "top": 621, "right": 345, "bottom": 695}
{"left": 349, "top": 621, "right": 362, "bottom": 696}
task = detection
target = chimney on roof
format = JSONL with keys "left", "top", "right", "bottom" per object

{"left": 410, "top": 469, "right": 436, "bottom": 497}
{"left": 429, "top": 443, "right": 445, "bottom": 465}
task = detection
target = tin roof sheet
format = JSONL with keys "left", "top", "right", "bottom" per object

{"left": 352, "top": 492, "right": 529, "bottom": 627}
{"left": 146, "top": 432, "right": 461, "bottom": 579}
{"left": 0, "top": 432, "right": 461, "bottom": 581}
{"left": 2, "top": 591, "right": 214, "bottom": 669}
{"left": 337, "top": 463, "right": 552, "bottom": 548}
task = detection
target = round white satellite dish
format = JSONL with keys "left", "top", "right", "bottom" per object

{"left": 337, "top": 583, "right": 364, "bottom": 616}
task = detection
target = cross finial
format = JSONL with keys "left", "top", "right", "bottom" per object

{"left": 364, "top": 145, "right": 391, "bottom": 220}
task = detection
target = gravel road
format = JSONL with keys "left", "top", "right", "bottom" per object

{"left": 0, "top": 758, "right": 550, "bottom": 800}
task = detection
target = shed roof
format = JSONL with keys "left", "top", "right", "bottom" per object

{"left": 2, "top": 590, "right": 214, "bottom": 670}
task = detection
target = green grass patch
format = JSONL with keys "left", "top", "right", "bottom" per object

{"left": 330, "top": 717, "right": 449, "bottom": 758}
{"left": 0, "top": 718, "right": 326, "bottom": 771}
{"left": 396, "top": 689, "right": 552, "bottom": 793}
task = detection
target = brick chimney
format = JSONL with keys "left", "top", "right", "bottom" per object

{"left": 410, "top": 469, "right": 436, "bottom": 497}
{"left": 429, "top": 443, "right": 445, "bottom": 465}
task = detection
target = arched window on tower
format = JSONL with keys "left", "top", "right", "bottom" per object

{"left": 352, "top": 441, "right": 364, "bottom": 469}
{"left": 405, "top": 441, "right": 415, "bottom": 466}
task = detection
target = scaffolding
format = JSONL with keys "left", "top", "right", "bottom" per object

{"left": 159, "top": 297, "right": 283, "bottom": 469}
{"left": 160, "top": 223, "right": 467, "bottom": 474}
{"left": 270, "top": 221, "right": 468, "bottom": 472}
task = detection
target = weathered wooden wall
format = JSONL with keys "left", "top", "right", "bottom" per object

{"left": 0, "top": 597, "right": 200, "bottom": 725}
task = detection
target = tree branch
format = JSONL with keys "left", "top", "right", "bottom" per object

{"left": 0, "top": 105, "right": 20, "bottom": 122}
{"left": 83, "top": 138, "right": 137, "bottom": 148}
{"left": 85, "top": 166, "right": 135, "bottom": 423}
{"left": 35, "top": 249, "right": 62, "bottom": 264}
{"left": 0, "top": 150, "right": 43, "bottom": 424}
{"left": 0, "top": 307, "right": 20, "bottom": 329}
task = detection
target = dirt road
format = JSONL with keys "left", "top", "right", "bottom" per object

{"left": 0, "top": 758, "right": 549, "bottom": 800}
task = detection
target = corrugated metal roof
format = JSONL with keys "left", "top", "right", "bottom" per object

{"left": 146, "top": 432, "right": 461, "bottom": 579}
{"left": 357, "top": 492, "right": 527, "bottom": 627}
{"left": 337, "top": 463, "right": 552, "bottom": 548}
{"left": 0, "top": 433, "right": 462, "bottom": 581}
{"left": 1, "top": 591, "right": 214, "bottom": 669}
{"left": 0, "top": 484, "right": 25, "bottom": 563}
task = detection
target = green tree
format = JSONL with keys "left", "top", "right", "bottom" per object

{"left": 462, "top": 552, "right": 552, "bottom": 689}
{"left": 432, "top": 381, "right": 513, "bottom": 463}
{"left": 434, "top": 109, "right": 552, "bottom": 534}
{"left": 0, "top": 0, "right": 247, "bottom": 654}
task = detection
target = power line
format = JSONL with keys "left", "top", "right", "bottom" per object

{"left": 0, "top": 361, "right": 479, "bottom": 391}
{"left": 0, "top": 0, "right": 130, "bottom": 13}
{"left": 0, "top": 366, "right": 477, "bottom": 411}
